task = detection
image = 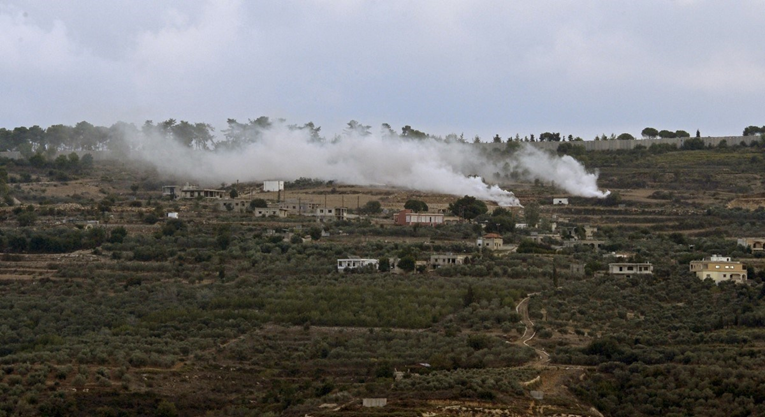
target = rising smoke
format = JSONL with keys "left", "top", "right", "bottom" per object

{"left": 128, "top": 124, "right": 608, "bottom": 207}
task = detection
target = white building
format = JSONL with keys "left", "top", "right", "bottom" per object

{"left": 553, "top": 198, "right": 569, "bottom": 205}
{"left": 337, "top": 258, "right": 379, "bottom": 271}
{"left": 608, "top": 262, "right": 653, "bottom": 278}
{"left": 263, "top": 180, "right": 284, "bottom": 192}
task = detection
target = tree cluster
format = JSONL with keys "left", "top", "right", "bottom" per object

{"left": 743, "top": 125, "right": 765, "bottom": 136}
{"left": 641, "top": 127, "right": 691, "bottom": 139}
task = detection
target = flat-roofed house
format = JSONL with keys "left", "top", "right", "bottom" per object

{"left": 263, "top": 180, "right": 284, "bottom": 192}
{"left": 394, "top": 209, "right": 444, "bottom": 226}
{"left": 608, "top": 262, "right": 653, "bottom": 278}
{"left": 429, "top": 253, "right": 468, "bottom": 269}
{"left": 253, "top": 207, "right": 288, "bottom": 218}
{"left": 315, "top": 207, "right": 348, "bottom": 222}
{"left": 180, "top": 184, "right": 226, "bottom": 199}
{"left": 690, "top": 255, "right": 747, "bottom": 284}
{"left": 337, "top": 258, "right": 379, "bottom": 272}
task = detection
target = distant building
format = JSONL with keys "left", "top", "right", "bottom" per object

{"left": 263, "top": 180, "right": 284, "bottom": 192}
{"left": 279, "top": 199, "right": 321, "bottom": 215}
{"left": 608, "top": 262, "right": 653, "bottom": 278}
{"left": 563, "top": 239, "right": 604, "bottom": 250}
{"left": 315, "top": 207, "right": 348, "bottom": 223}
{"left": 162, "top": 185, "right": 180, "bottom": 199}
{"left": 362, "top": 398, "right": 387, "bottom": 408}
{"left": 167, "top": 212, "right": 179, "bottom": 219}
{"left": 477, "top": 233, "right": 503, "bottom": 250}
{"left": 690, "top": 255, "right": 747, "bottom": 284}
{"left": 429, "top": 253, "right": 468, "bottom": 269}
{"left": 529, "top": 232, "right": 559, "bottom": 244}
{"left": 570, "top": 263, "right": 585, "bottom": 276}
{"left": 737, "top": 238, "right": 764, "bottom": 252}
{"left": 584, "top": 225, "right": 597, "bottom": 240}
{"left": 394, "top": 209, "right": 444, "bottom": 226}
{"left": 253, "top": 207, "right": 288, "bottom": 218}
{"left": 515, "top": 223, "right": 528, "bottom": 230}
{"left": 219, "top": 199, "right": 250, "bottom": 213}
{"left": 603, "top": 251, "right": 635, "bottom": 259}
{"left": 337, "top": 258, "right": 379, "bottom": 272}
{"left": 180, "top": 184, "right": 226, "bottom": 199}
{"left": 553, "top": 198, "right": 569, "bottom": 205}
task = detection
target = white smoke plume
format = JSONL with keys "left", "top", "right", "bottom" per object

{"left": 128, "top": 124, "right": 608, "bottom": 206}
{"left": 511, "top": 146, "right": 610, "bottom": 199}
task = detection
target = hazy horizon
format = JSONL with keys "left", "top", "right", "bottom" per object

{"left": 3, "top": 1, "right": 764, "bottom": 141}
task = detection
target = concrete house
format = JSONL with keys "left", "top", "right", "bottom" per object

{"left": 394, "top": 209, "right": 444, "bottom": 226}
{"left": 279, "top": 199, "right": 321, "bottom": 215}
{"left": 263, "top": 180, "right": 284, "bottom": 192}
{"left": 477, "top": 233, "right": 503, "bottom": 250}
{"left": 180, "top": 184, "right": 226, "bottom": 199}
{"left": 608, "top": 262, "right": 653, "bottom": 278}
{"left": 253, "top": 207, "right": 288, "bottom": 218}
{"left": 315, "top": 207, "right": 348, "bottom": 222}
{"left": 429, "top": 253, "right": 468, "bottom": 269}
{"left": 690, "top": 255, "right": 747, "bottom": 284}
{"left": 337, "top": 258, "right": 379, "bottom": 272}
{"left": 738, "top": 238, "right": 764, "bottom": 252}
{"left": 219, "top": 199, "right": 249, "bottom": 213}
{"left": 553, "top": 198, "right": 569, "bottom": 205}
{"left": 162, "top": 185, "right": 180, "bottom": 199}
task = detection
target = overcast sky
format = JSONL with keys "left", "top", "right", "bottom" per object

{"left": 2, "top": 0, "right": 764, "bottom": 140}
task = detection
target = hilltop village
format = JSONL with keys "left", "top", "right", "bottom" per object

{"left": 0, "top": 134, "right": 764, "bottom": 416}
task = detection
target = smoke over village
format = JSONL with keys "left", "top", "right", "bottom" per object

{"left": 125, "top": 118, "right": 609, "bottom": 207}
{"left": 3, "top": 1, "right": 765, "bottom": 415}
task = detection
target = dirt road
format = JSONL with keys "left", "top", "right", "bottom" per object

{"left": 515, "top": 294, "right": 550, "bottom": 366}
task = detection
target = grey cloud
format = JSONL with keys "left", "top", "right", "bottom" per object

{"left": 1, "top": 0, "right": 764, "bottom": 138}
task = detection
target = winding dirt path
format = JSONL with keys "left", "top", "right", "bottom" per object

{"left": 515, "top": 294, "right": 550, "bottom": 366}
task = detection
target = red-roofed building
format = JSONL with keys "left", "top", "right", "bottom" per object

{"left": 477, "top": 233, "right": 503, "bottom": 250}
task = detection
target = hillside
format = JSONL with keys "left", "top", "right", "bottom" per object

{"left": 0, "top": 142, "right": 763, "bottom": 416}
